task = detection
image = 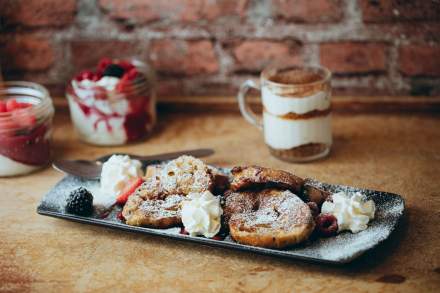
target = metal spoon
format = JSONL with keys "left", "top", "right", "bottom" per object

{"left": 52, "top": 148, "right": 214, "bottom": 180}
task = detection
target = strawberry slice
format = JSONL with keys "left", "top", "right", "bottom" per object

{"left": 0, "top": 101, "right": 7, "bottom": 113}
{"left": 6, "top": 99, "right": 20, "bottom": 111}
{"left": 116, "top": 177, "right": 144, "bottom": 205}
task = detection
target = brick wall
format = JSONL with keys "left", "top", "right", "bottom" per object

{"left": 1, "top": 0, "right": 440, "bottom": 98}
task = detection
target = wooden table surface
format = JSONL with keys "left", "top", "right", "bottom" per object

{"left": 1, "top": 108, "right": 439, "bottom": 292}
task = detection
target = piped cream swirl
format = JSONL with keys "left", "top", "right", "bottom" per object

{"left": 321, "top": 191, "right": 375, "bottom": 233}
{"left": 181, "top": 191, "right": 223, "bottom": 238}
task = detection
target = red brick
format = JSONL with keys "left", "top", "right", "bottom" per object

{"left": 99, "top": 0, "right": 248, "bottom": 24}
{"left": 272, "top": 0, "right": 343, "bottom": 23}
{"left": 156, "top": 79, "right": 185, "bottom": 96}
{"left": 320, "top": 42, "right": 387, "bottom": 74}
{"left": 360, "top": 0, "right": 440, "bottom": 23}
{"left": 0, "top": 0, "right": 76, "bottom": 27}
{"left": 232, "top": 40, "right": 303, "bottom": 73}
{"left": 0, "top": 35, "right": 55, "bottom": 71}
{"left": 398, "top": 45, "right": 440, "bottom": 77}
{"left": 70, "top": 41, "right": 142, "bottom": 72}
{"left": 377, "top": 22, "right": 440, "bottom": 43}
{"left": 150, "top": 39, "right": 219, "bottom": 76}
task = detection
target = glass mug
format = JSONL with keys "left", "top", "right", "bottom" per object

{"left": 237, "top": 65, "right": 332, "bottom": 162}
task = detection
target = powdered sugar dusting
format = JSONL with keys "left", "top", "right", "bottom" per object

{"left": 140, "top": 194, "right": 183, "bottom": 219}
{"left": 37, "top": 170, "right": 404, "bottom": 264}
{"left": 231, "top": 190, "right": 313, "bottom": 232}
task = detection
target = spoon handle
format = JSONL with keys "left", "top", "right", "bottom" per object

{"left": 96, "top": 148, "right": 215, "bottom": 163}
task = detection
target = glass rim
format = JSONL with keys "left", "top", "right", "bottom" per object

{"left": 261, "top": 65, "right": 332, "bottom": 88}
{"left": 0, "top": 81, "right": 53, "bottom": 115}
{"left": 0, "top": 81, "right": 54, "bottom": 133}
{"left": 68, "top": 58, "right": 154, "bottom": 99}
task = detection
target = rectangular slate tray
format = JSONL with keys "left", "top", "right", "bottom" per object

{"left": 37, "top": 174, "right": 405, "bottom": 264}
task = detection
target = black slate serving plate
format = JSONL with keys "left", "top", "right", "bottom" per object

{"left": 37, "top": 171, "right": 405, "bottom": 264}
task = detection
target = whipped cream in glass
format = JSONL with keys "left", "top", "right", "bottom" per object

{"left": 181, "top": 191, "right": 223, "bottom": 238}
{"left": 321, "top": 191, "right": 376, "bottom": 233}
{"left": 100, "top": 155, "right": 143, "bottom": 200}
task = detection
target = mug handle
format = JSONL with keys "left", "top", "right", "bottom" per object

{"left": 237, "top": 80, "right": 263, "bottom": 130}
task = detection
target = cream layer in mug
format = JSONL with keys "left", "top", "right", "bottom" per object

{"left": 263, "top": 111, "right": 332, "bottom": 149}
{"left": 262, "top": 87, "right": 330, "bottom": 115}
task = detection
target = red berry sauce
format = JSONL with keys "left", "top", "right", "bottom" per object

{"left": 117, "top": 211, "right": 125, "bottom": 221}
{"left": 0, "top": 99, "right": 50, "bottom": 166}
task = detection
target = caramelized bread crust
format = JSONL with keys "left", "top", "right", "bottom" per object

{"left": 302, "top": 179, "right": 331, "bottom": 206}
{"left": 230, "top": 166, "right": 304, "bottom": 194}
{"left": 225, "top": 189, "right": 315, "bottom": 249}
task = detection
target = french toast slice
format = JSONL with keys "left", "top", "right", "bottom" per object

{"left": 160, "top": 155, "right": 215, "bottom": 195}
{"left": 122, "top": 155, "right": 216, "bottom": 228}
{"left": 226, "top": 189, "right": 315, "bottom": 249}
{"left": 123, "top": 193, "right": 184, "bottom": 228}
{"left": 230, "top": 166, "right": 304, "bottom": 194}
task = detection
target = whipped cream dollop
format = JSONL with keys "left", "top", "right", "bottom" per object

{"left": 75, "top": 76, "right": 120, "bottom": 92}
{"left": 181, "top": 191, "right": 223, "bottom": 238}
{"left": 321, "top": 191, "right": 375, "bottom": 233}
{"left": 100, "top": 155, "right": 143, "bottom": 199}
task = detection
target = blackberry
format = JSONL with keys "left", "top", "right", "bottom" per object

{"left": 102, "top": 64, "right": 125, "bottom": 78}
{"left": 66, "top": 187, "right": 94, "bottom": 216}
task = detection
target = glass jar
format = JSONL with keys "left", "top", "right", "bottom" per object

{"left": 66, "top": 59, "right": 156, "bottom": 146}
{"left": 0, "top": 82, "right": 55, "bottom": 177}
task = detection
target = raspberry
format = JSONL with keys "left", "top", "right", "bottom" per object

{"left": 315, "top": 214, "right": 338, "bottom": 237}
{"left": 126, "top": 68, "right": 138, "bottom": 80}
{"left": 79, "top": 70, "right": 94, "bottom": 81}
{"left": 65, "top": 187, "right": 94, "bottom": 216}
{"left": 91, "top": 73, "right": 102, "bottom": 82}
{"left": 97, "top": 57, "right": 112, "bottom": 72}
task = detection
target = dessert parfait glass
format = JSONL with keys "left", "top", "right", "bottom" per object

{"left": 0, "top": 82, "right": 55, "bottom": 177}
{"left": 66, "top": 59, "right": 156, "bottom": 146}
{"left": 237, "top": 65, "right": 332, "bottom": 162}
